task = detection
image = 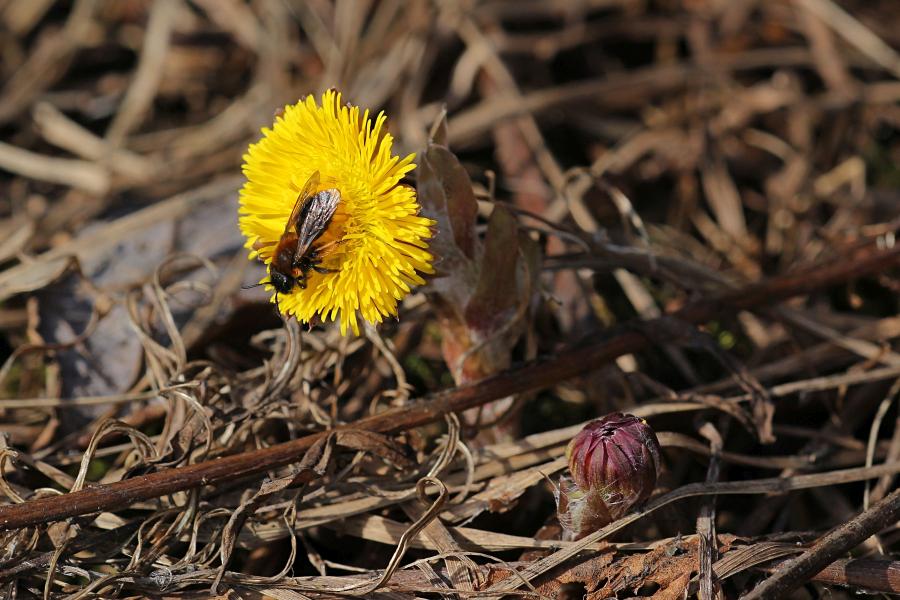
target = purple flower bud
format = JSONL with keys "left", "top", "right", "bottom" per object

{"left": 556, "top": 413, "right": 661, "bottom": 539}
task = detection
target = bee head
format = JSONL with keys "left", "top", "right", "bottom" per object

{"left": 270, "top": 270, "right": 294, "bottom": 294}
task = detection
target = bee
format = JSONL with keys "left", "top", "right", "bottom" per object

{"left": 252, "top": 171, "right": 341, "bottom": 302}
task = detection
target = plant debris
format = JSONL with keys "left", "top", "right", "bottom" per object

{"left": 3, "top": 1, "right": 900, "bottom": 598}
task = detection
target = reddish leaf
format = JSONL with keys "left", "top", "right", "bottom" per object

{"left": 465, "top": 205, "right": 521, "bottom": 334}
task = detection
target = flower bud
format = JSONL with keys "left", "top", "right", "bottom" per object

{"left": 556, "top": 413, "right": 661, "bottom": 539}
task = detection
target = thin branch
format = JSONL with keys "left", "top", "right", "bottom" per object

{"left": 743, "top": 487, "right": 900, "bottom": 599}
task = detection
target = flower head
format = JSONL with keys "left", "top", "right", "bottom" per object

{"left": 239, "top": 90, "right": 434, "bottom": 334}
{"left": 556, "top": 413, "right": 661, "bottom": 539}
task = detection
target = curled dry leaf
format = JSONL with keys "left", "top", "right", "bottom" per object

{"left": 216, "top": 434, "right": 335, "bottom": 588}
{"left": 334, "top": 429, "right": 415, "bottom": 470}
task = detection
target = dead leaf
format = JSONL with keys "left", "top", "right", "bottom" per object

{"left": 418, "top": 141, "right": 479, "bottom": 309}
{"left": 335, "top": 429, "right": 414, "bottom": 469}
{"left": 0, "top": 255, "right": 75, "bottom": 301}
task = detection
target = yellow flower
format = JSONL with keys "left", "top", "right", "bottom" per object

{"left": 238, "top": 90, "right": 434, "bottom": 335}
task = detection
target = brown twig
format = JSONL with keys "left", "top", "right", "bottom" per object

{"left": 697, "top": 422, "right": 724, "bottom": 600}
{"left": 758, "top": 556, "right": 900, "bottom": 594}
{"left": 743, "top": 487, "right": 900, "bottom": 599}
{"left": 0, "top": 234, "right": 899, "bottom": 531}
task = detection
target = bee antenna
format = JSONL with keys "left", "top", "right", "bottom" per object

{"left": 242, "top": 281, "right": 270, "bottom": 290}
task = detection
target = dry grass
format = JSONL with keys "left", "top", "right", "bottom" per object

{"left": 3, "top": 1, "right": 900, "bottom": 598}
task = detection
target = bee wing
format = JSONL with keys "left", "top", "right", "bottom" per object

{"left": 283, "top": 171, "right": 321, "bottom": 236}
{"left": 295, "top": 189, "right": 341, "bottom": 256}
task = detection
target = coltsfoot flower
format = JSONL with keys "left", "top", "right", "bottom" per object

{"left": 556, "top": 413, "right": 661, "bottom": 539}
{"left": 239, "top": 90, "right": 434, "bottom": 335}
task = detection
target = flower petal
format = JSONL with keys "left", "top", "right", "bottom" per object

{"left": 238, "top": 90, "right": 434, "bottom": 333}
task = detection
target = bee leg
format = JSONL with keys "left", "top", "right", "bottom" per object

{"left": 312, "top": 265, "right": 335, "bottom": 274}
{"left": 252, "top": 240, "right": 276, "bottom": 251}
